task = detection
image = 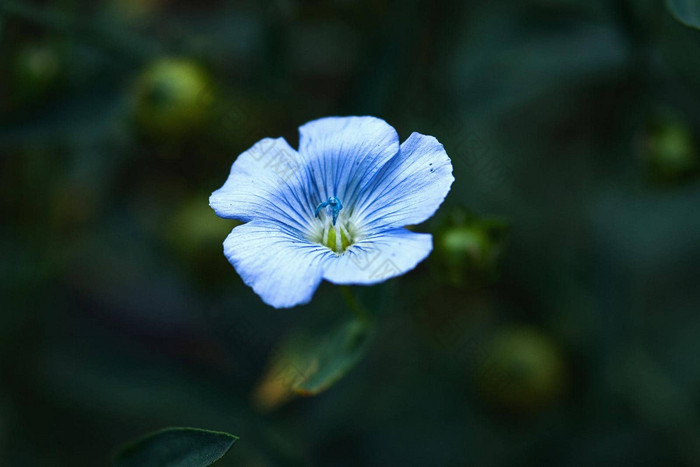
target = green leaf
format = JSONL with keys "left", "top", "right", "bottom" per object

{"left": 293, "top": 319, "right": 372, "bottom": 395}
{"left": 667, "top": 0, "right": 700, "bottom": 29}
{"left": 253, "top": 319, "right": 373, "bottom": 410}
{"left": 113, "top": 427, "right": 238, "bottom": 467}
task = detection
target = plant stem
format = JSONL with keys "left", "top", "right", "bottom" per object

{"left": 340, "top": 286, "right": 371, "bottom": 325}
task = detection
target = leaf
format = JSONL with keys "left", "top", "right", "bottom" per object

{"left": 667, "top": 0, "right": 700, "bottom": 29}
{"left": 253, "top": 319, "right": 373, "bottom": 411}
{"left": 113, "top": 427, "right": 238, "bottom": 467}
{"left": 293, "top": 319, "right": 372, "bottom": 395}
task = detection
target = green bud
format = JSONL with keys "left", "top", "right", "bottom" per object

{"left": 133, "top": 58, "right": 213, "bottom": 137}
{"left": 641, "top": 115, "right": 698, "bottom": 184}
{"left": 106, "top": 0, "right": 162, "bottom": 24}
{"left": 11, "top": 43, "right": 64, "bottom": 106}
{"left": 476, "top": 326, "right": 566, "bottom": 414}
{"left": 434, "top": 208, "right": 508, "bottom": 285}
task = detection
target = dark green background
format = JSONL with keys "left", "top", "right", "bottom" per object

{"left": 2, "top": 0, "right": 700, "bottom": 465}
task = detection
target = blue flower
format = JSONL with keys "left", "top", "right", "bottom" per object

{"left": 210, "top": 116, "right": 454, "bottom": 308}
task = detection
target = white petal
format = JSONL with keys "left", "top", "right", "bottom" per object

{"left": 322, "top": 228, "right": 432, "bottom": 284}
{"left": 210, "top": 137, "right": 317, "bottom": 234}
{"left": 224, "top": 220, "right": 330, "bottom": 308}
{"left": 353, "top": 132, "right": 454, "bottom": 232}
{"left": 298, "top": 116, "right": 400, "bottom": 208}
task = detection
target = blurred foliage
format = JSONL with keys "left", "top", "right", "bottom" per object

{"left": 113, "top": 427, "right": 238, "bottom": 467}
{"left": 666, "top": 0, "right": 700, "bottom": 29}
{"left": 1, "top": 0, "right": 700, "bottom": 466}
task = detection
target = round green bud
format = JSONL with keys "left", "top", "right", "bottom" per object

{"left": 476, "top": 326, "right": 566, "bottom": 414}
{"left": 642, "top": 118, "right": 698, "bottom": 183}
{"left": 107, "top": 0, "right": 163, "bottom": 24}
{"left": 12, "top": 43, "right": 63, "bottom": 105}
{"left": 435, "top": 209, "right": 507, "bottom": 285}
{"left": 440, "top": 226, "right": 489, "bottom": 265}
{"left": 133, "top": 58, "right": 213, "bottom": 137}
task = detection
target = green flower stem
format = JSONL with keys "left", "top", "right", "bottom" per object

{"left": 340, "top": 286, "right": 371, "bottom": 325}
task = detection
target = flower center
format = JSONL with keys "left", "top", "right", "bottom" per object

{"left": 312, "top": 196, "right": 355, "bottom": 253}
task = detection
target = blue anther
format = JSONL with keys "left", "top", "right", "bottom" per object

{"left": 315, "top": 196, "right": 343, "bottom": 225}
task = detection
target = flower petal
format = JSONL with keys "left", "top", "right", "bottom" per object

{"left": 353, "top": 132, "right": 454, "bottom": 232}
{"left": 321, "top": 228, "right": 432, "bottom": 284}
{"left": 224, "top": 220, "right": 329, "bottom": 309}
{"left": 210, "top": 137, "right": 316, "bottom": 234}
{"left": 298, "top": 116, "right": 400, "bottom": 207}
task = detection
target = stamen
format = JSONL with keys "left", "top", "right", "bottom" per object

{"left": 311, "top": 196, "right": 354, "bottom": 253}
{"left": 315, "top": 196, "right": 343, "bottom": 225}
